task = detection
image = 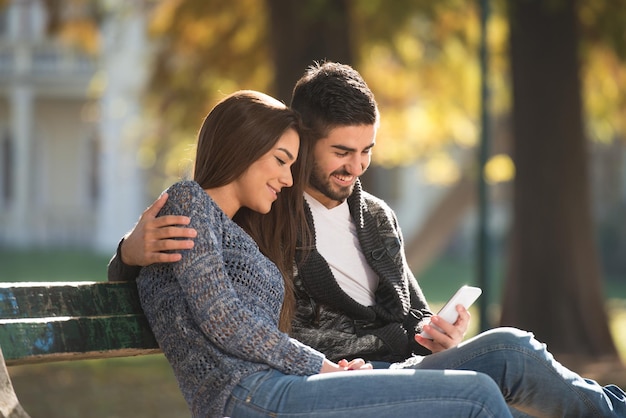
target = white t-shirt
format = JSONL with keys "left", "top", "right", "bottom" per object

{"left": 304, "top": 192, "right": 379, "bottom": 306}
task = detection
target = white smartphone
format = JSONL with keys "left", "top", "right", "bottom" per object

{"left": 419, "top": 285, "right": 482, "bottom": 339}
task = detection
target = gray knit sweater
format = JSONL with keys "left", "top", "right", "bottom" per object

{"left": 137, "top": 181, "right": 324, "bottom": 417}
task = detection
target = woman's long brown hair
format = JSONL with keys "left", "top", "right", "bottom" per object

{"left": 193, "top": 90, "right": 311, "bottom": 332}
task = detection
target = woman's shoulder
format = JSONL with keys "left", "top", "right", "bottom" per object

{"left": 161, "top": 180, "right": 215, "bottom": 217}
{"left": 166, "top": 180, "right": 204, "bottom": 199}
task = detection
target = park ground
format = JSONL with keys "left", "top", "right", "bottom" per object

{"left": 1, "top": 249, "right": 625, "bottom": 418}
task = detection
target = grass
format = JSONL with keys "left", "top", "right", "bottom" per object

{"left": 9, "top": 356, "right": 188, "bottom": 418}
{"left": 1, "top": 249, "right": 625, "bottom": 417}
{"left": 0, "top": 249, "right": 110, "bottom": 282}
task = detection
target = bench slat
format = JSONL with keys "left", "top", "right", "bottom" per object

{"left": 0, "top": 315, "right": 159, "bottom": 365}
{"left": 0, "top": 282, "right": 144, "bottom": 319}
{"left": 0, "top": 282, "right": 161, "bottom": 366}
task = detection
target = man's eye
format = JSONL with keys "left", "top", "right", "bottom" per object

{"left": 335, "top": 152, "right": 349, "bottom": 157}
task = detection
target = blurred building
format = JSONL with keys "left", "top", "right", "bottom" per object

{"left": 0, "top": 0, "right": 147, "bottom": 253}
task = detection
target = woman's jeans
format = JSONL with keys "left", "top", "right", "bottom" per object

{"left": 391, "top": 327, "right": 626, "bottom": 417}
{"left": 224, "top": 367, "right": 511, "bottom": 417}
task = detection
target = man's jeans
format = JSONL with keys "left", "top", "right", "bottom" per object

{"left": 391, "top": 327, "right": 626, "bottom": 417}
{"left": 224, "top": 367, "right": 512, "bottom": 417}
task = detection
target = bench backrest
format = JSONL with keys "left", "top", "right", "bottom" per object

{"left": 0, "top": 281, "right": 160, "bottom": 366}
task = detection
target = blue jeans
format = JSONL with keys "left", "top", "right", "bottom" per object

{"left": 391, "top": 327, "right": 626, "bottom": 417}
{"left": 224, "top": 367, "right": 512, "bottom": 417}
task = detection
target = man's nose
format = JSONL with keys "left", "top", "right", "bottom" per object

{"left": 346, "top": 154, "right": 368, "bottom": 176}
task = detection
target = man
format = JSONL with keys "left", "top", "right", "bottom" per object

{"left": 109, "top": 61, "right": 626, "bottom": 417}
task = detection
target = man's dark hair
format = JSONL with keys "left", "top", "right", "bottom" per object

{"left": 290, "top": 61, "right": 379, "bottom": 141}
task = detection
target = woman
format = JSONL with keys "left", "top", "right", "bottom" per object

{"left": 137, "top": 90, "right": 512, "bottom": 417}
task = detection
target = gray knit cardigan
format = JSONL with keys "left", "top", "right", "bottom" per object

{"left": 136, "top": 181, "right": 324, "bottom": 417}
{"left": 292, "top": 180, "right": 433, "bottom": 363}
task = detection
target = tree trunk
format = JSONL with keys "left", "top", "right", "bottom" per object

{"left": 502, "top": 0, "right": 619, "bottom": 364}
{"left": 265, "top": 0, "right": 354, "bottom": 103}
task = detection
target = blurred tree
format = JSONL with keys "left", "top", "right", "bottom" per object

{"left": 142, "top": 0, "right": 273, "bottom": 188}
{"left": 141, "top": 0, "right": 497, "bottom": 187}
{"left": 502, "top": 0, "right": 620, "bottom": 365}
{"left": 143, "top": 0, "right": 360, "bottom": 188}
{"left": 354, "top": 1, "right": 502, "bottom": 170}
{"left": 40, "top": 0, "right": 488, "bottom": 191}
{"left": 266, "top": 0, "right": 353, "bottom": 103}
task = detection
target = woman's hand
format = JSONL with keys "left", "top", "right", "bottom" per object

{"left": 319, "top": 358, "right": 373, "bottom": 373}
{"left": 338, "top": 358, "right": 373, "bottom": 371}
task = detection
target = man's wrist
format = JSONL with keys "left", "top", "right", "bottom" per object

{"left": 119, "top": 238, "right": 134, "bottom": 266}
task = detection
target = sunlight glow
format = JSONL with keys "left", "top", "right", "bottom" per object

{"left": 484, "top": 154, "right": 515, "bottom": 184}
{"left": 423, "top": 153, "right": 460, "bottom": 185}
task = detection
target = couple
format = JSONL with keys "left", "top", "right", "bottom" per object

{"left": 109, "top": 62, "right": 626, "bottom": 417}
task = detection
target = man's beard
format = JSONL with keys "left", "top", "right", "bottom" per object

{"left": 309, "top": 160, "right": 355, "bottom": 203}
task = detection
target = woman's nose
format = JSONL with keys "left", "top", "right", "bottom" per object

{"left": 280, "top": 168, "right": 293, "bottom": 187}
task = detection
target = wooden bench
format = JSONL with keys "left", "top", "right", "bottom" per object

{"left": 0, "top": 281, "right": 160, "bottom": 418}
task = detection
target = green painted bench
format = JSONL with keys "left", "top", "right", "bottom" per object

{"left": 0, "top": 281, "right": 160, "bottom": 418}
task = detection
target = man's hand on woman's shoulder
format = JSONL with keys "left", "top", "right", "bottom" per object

{"left": 121, "top": 193, "right": 198, "bottom": 266}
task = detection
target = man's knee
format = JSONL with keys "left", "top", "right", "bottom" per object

{"left": 471, "top": 327, "right": 539, "bottom": 352}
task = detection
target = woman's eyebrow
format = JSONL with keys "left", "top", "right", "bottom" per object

{"left": 277, "top": 148, "right": 295, "bottom": 161}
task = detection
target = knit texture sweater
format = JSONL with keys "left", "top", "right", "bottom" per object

{"left": 292, "top": 180, "right": 433, "bottom": 363}
{"left": 137, "top": 181, "right": 324, "bottom": 417}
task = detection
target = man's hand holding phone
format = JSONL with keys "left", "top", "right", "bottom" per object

{"left": 415, "top": 285, "right": 482, "bottom": 352}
